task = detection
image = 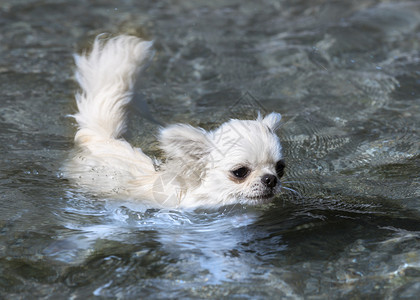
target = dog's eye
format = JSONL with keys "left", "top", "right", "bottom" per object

{"left": 275, "top": 160, "right": 286, "bottom": 178}
{"left": 231, "top": 167, "right": 250, "bottom": 179}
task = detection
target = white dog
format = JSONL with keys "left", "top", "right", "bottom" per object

{"left": 65, "top": 35, "right": 286, "bottom": 209}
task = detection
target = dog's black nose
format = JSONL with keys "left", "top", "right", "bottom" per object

{"left": 261, "top": 174, "right": 277, "bottom": 188}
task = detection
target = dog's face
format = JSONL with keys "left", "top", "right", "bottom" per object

{"left": 159, "top": 112, "right": 285, "bottom": 206}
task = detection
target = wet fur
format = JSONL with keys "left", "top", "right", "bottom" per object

{"left": 65, "top": 35, "right": 284, "bottom": 209}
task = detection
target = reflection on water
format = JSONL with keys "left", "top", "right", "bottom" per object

{"left": 0, "top": 0, "right": 419, "bottom": 298}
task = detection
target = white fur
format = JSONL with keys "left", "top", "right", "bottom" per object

{"left": 65, "top": 35, "right": 284, "bottom": 209}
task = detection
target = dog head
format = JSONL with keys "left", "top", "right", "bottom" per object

{"left": 159, "top": 112, "right": 285, "bottom": 206}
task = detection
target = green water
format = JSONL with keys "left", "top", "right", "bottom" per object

{"left": 0, "top": 0, "right": 419, "bottom": 298}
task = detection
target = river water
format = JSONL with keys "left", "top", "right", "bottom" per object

{"left": 1, "top": 0, "right": 419, "bottom": 298}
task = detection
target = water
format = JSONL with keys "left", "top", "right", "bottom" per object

{"left": 1, "top": 0, "right": 419, "bottom": 298}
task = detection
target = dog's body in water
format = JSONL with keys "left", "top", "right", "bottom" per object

{"left": 65, "top": 35, "right": 286, "bottom": 209}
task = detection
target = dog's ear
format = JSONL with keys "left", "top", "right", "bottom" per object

{"left": 159, "top": 124, "right": 211, "bottom": 161}
{"left": 262, "top": 112, "right": 282, "bottom": 131}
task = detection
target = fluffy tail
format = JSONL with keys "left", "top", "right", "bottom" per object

{"left": 73, "top": 35, "right": 153, "bottom": 142}
{"left": 66, "top": 35, "right": 157, "bottom": 198}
